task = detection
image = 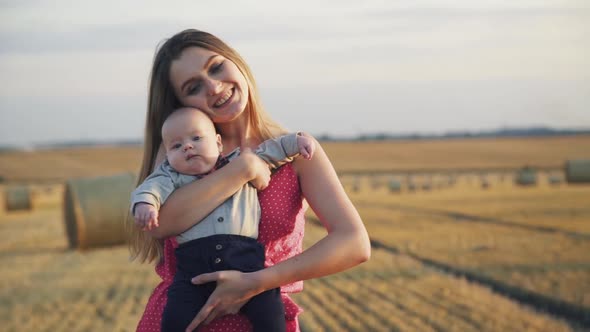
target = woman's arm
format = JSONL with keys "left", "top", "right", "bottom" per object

{"left": 146, "top": 148, "right": 272, "bottom": 239}
{"left": 186, "top": 137, "right": 370, "bottom": 330}
{"left": 258, "top": 137, "right": 371, "bottom": 282}
{"left": 260, "top": 136, "right": 370, "bottom": 283}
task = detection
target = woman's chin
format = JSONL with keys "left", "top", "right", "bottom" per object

{"left": 212, "top": 101, "right": 247, "bottom": 123}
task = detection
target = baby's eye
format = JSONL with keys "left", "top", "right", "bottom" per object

{"left": 192, "top": 136, "right": 201, "bottom": 141}
{"left": 172, "top": 143, "right": 181, "bottom": 149}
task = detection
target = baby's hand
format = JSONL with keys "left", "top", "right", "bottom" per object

{"left": 297, "top": 133, "right": 315, "bottom": 160}
{"left": 134, "top": 203, "right": 159, "bottom": 231}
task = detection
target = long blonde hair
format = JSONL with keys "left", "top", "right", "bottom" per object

{"left": 127, "top": 29, "right": 286, "bottom": 263}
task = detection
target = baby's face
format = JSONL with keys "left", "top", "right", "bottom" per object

{"left": 162, "top": 108, "right": 222, "bottom": 175}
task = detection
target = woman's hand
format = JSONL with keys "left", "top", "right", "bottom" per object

{"left": 238, "top": 148, "right": 271, "bottom": 190}
{"left": 146, "top": 147, "right": 272, "bottom": 239}
{"left": 185, "top": 270, "right": 263, "bottom": 332}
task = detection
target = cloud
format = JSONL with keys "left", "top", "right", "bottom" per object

{"left": 0, "top": 21, "right": 177, "bottom": 54}
{"left": 1, "top": 0, "right": 589, "bottom": 146}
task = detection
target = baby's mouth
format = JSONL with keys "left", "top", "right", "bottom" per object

{"left": 186, "top": 154, "right": 199, "bottom": 161}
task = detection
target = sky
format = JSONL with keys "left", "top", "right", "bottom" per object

{"left": 0, "top": 0, "right": 589, "bottom": 147}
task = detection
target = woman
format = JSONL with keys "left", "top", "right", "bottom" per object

{"left": 128, "top": 29, "right": 370, "bottom": 332}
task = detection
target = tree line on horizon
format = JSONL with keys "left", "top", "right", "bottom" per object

{"left": 1, "top": 126, "right": 589, "bottom": 151}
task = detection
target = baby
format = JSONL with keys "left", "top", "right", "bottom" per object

{"left": 130, "top": 107, "right": 314, "bottom": 332}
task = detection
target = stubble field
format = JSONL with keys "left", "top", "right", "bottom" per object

{"left": 0, "top": 135, "right": 589, "bottom": 331}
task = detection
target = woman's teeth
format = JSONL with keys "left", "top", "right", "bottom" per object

{"left": 214, "top": 89, "right": 233, "bottom": 107}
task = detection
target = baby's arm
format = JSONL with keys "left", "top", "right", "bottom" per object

{"left": 130, "top": 163, "right": 176, "bottom": 230}
{"left": 254, "top": 132, "right": 315, "bottom": 168}
{"left": 134, "top": 203, "right": 159, "bottom": 230}
{"left": 296, "top": 133, "right": 315, "bottom": 160}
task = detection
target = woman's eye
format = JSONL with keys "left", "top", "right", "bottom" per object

{"left": 192, "top": 136, "right": 201, "bottom": 141}
{"left": 187, "top": 82, "right": 202, "bottom": 95}
{"left": 210, "top": 62, "right": 224, "bottom": 74}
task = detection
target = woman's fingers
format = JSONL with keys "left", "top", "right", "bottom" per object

{"left": 185, "top": 296, "right": 216, "bottom": 332}
{"left": 185, "top": 272, "right": 227, "bottom": 331}
{"left": 185, "top": 270, "right": 257, "bottom": 329}
{"left": 240, "top": 149, "right": 271, "bottom": 190}
{"left": 249, "top": 167, "right": 270, "bottom": 190}
{"left": 191, "top": 271, "right": 221, "bottom": 285}
{"left": 185, "top": 272, "right": 224, "bottom": 330}
{"left": 203, "top": 306, "right": 224, "bottom": 325}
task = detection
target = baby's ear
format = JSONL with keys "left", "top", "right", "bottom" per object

{"left": 216, "top": 134, "right": 223, "bottom": 152}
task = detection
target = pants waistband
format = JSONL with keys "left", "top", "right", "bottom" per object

{"left": 177, "top": 234, "right": 259, "bottom": 250}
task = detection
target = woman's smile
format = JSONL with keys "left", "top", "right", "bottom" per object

{"left": 213, "top": 87, "right": 235, "bottom": 108}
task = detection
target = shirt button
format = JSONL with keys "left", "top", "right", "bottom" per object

{"left": 214, "top": 257, "right": 222, "bottom": 264}
{"left": 217, "top": 217, "right": 224, "bottom": 222}
{"left": 215, "top": 244, "right": 223, "bottom": 250}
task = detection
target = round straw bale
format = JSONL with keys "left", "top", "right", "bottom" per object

{"left": 389, "top": 178, "right": 401, "bottom": 193}
{"left": 565, "top": 160, "right": 590, "bottom": 183}
{"left": 442, "top": 173, "right": 457, "bottom": 187}
{"left": 351, "top": 176, "right": 360, "bottom": 193}
{"left": 515, "top": 167, "right": 537, "bottom": 186}
{"left": 421, "top": 183, "right": 432, "bottom": 191}
{"left": 480, "top": 175, "right": 490, "bottom": 189}
{"left": 371, "top": 176, "right": 382, "bottom": 189}
{"left": 0, "top": 185, "right": 5, "bottom": 214}
{"left": 548, "top": 174, "right": 562, "bottom": 186}
{"left": 5, "top": 185, "right": 32, "bottom": 211}
{"left": 63, "top": 173, "right": 136, "bottom": 250}
{"left": 481, "top": 180, "right": 490, "bottom": 189}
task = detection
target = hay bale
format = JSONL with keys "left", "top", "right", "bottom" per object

{"left": 389, "top": 179, "right": 402, "bottom": 193}
{"left": 565, "top": 160, "right": 590, "bottom": 183}
{"left": 5, "top": 185, "right": 32, "bottom": 211}
{"left": 0, "top": 185, "right": 5, "bottom": 214}
{"left": 371, "top": 176, "right": 382, "bottom": 190}
{"left": 548, "top": 174, "right": 562, "bottom": 186}
{"left": 515, "top": 167, "right": 537, "bottom": 186}
{"left": 480, "top": 175, "right": 490, "bottom": 189}
{"left": 351, "top": 176, "right": 360, "bottom": 193}
{"left": 448, "top": 174, "right": 457, "bottom": 186}
{"left": 63, "top": 173, "right": 136, "bottom": 250}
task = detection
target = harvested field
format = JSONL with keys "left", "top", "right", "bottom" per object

{"left": 1, "top": 135, "right": 589, "bottom": 331}
{"left": 1, "top": 135, "right": 590, "bottom": 182}
{"left": 0, "top": 207, "right": 577, "bottom": 332}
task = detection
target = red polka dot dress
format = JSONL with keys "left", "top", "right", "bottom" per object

{"left": 136, "top": 164, "right": 306, "bottom": 331}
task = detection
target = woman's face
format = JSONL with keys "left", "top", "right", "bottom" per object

{"left": 169, "top": 47, "right": 249, "bottom": 124}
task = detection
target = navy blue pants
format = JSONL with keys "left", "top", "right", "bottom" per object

{"left": 161, "top": 234, "right": 286, "bottom": 332}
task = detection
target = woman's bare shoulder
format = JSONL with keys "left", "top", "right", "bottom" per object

{"left": 291, "top": 135, "right": 339, "bottom": 188}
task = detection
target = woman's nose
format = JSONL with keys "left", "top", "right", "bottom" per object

{"left": 205, "top": 78, "right": 222, "bottom": 96}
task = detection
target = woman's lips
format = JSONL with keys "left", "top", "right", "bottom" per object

{"left": 213, "top": 87, "right": 234, "bottom": 108}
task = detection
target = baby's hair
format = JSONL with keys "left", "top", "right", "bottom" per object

{"left": 162, "top": 107, "right": 218, "bottom": 133}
